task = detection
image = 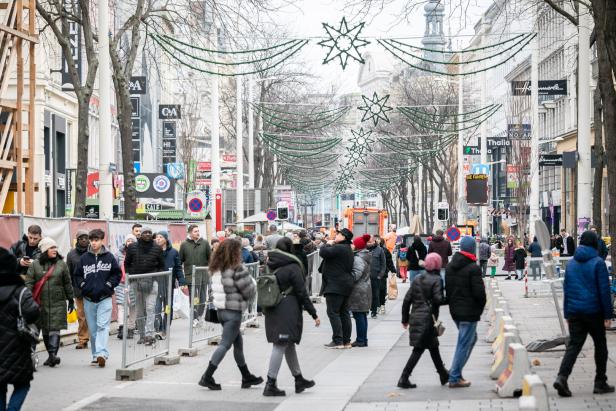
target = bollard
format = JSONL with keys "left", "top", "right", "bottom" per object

{"left": 520, "top": 374, "right": 550, "bottom": 411}
{"left": 490, "top": 332, "right": 518, "bottom": 379}
{"left": 492, "top": 323, "right": 520, "bottom": 353}
{"left": 487, "top": 291, "right": 503, "bottom": 322}
{"left": 486, "top": 308, "right": 505, "bottom": 342}
{"left": 490, "top": 315, "right": 514, "bottom": 353}
{"left": 497, "top": 298, "right": 510, "bottom": 316}
{"left": 495, "top": 343, "right": 531, "bottom": 397}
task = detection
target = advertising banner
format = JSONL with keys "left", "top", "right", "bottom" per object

{"left": 134, "top": 173, "right": 175, "bottom": 199}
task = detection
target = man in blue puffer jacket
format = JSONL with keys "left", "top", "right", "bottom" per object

{"left": 74, "top": 229, "right": 121, "bottom": 367}
{"left": 554, "top": 231, "right": 614, "bottom": 397}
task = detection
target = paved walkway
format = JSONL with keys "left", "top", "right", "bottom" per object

{"left": 20, "top": 277, "right": 616, "bottom": 411}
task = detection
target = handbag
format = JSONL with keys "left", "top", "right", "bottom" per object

{"left": 67, "top": 309, "right": 78, "bottom": 324}
{"left": 16, "top": 288, "right": 40, "bottom": 345}
{"left": 204, "top": 303, "right": 219, "bottom": 323}
{"left": 419, "top": 277, "right": 445, "bottom": 337}
{"left": 387, "top": 273, "right": 398, "bottom": 300}
{"left": 414, "top": 249, "right": 425, "bottom": 268}
{"left": 31, "top": 264, "right": 56, "bottom": 305}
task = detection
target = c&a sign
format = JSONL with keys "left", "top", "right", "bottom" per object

{"left": 158, "top": 104, "right": 181, "bottom": 119}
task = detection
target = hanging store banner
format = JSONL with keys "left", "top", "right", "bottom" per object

{"left": 507, "top": 124, "right": 531, "bottom": 140}
{"left": 128, "top": 76, "right": 147, "bottom": 94}
{"left": 539, "top": 154, "right": 563, "bottom": 167}
{"left": 465, "top": 174, "right": 489, "bottom": 205}
{"left": 134, "top": 173, "right": 176, "bottom": 199}
{"left": 506, "top": 165, "right": 519, "bottom": 189}
{"left": 487, "top": 137, "right": 511, "bottom": 148}
{"left": 61, "top": 0, "right": 82, "bottom": 91}
{"left": 511, "top": 80, "right": 568, "bottom": 96}
{"left": 162, "top": 121, "right": 177, "bottom": 164}
{"left": 158, "top": 104, "right": 181, "bottom": 119}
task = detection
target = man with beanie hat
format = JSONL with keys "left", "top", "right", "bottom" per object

{"left": 320, "top": 228, "right": 355, "bottom": 349}
{"left": 445, "top": 236, "right": 486, "bottom": 388}
{"left": 553, "top": 230, "right": 614, "bottom": 397}
{"left": 67, "top": 230, "right": 90, "bottom": 349}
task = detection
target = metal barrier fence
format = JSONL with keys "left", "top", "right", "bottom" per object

{"left": 524, "top": 256, "right": 573, "bottom": 298}
{"left": 306, "top": 251, "right": 322, "bottom": 299}
{"left": 188, "top": 266, "right": 222, "bottom": 349}
{"left": 242, "top": 263, "right": 260, "bottom": 326}
{"left": 121, "top": 270, "right": 173, "bottom": 369}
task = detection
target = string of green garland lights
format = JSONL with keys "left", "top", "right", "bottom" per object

{"left": 255, "top": 105, "right": 351, "bottom": 131}
{"left": 397, "top": 104, "right": 501, "bottom": 132}
{"left": 377, "top": 33, "right": 536, "bottom": 77}
{"left": 388, "top": 33, "right": 528, "bottom": 54}
{"left": 149, "top": 34, "right": 308, "bottom": 76}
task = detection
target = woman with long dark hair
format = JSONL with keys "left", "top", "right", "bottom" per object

{"left": 198, "top": 239, "right": 263, "bottom": 391}
{"left": 262, "top": 237, "right": 320, "bottom": 396}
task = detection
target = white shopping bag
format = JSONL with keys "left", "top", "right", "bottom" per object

{"left": 173, "top": 288, "right": 190, "bottom": 319}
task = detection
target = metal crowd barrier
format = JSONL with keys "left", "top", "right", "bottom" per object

{"left": 306, "top": 251, "right": 323, "bottom": 300}
{"left": 187, "top": 266, "right": 222, "bottom": 349}
{"left": 242, "top": 262, "right": 260, "bottom": 326}
{"left": 525, "top": 256, "right": 573, "bottom": 298}
{"left": 120, "top": 270, "right": 173, "bottom": 369}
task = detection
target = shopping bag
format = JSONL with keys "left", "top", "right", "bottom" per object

{"left": 67, "top": 309, "right": 78, "bottom": 324}
{"left": 173, "top": 288, "right": 190, "bottom": 319}
{"left": 388, "top": 273, "right": 398, "bottom": 300}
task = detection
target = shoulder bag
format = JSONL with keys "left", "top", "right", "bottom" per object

{"left": 16, "top": 287, "right": 40, "bottom": 344}
{"left": 414, "top": 249, "right": 425, "bottom": 268}
{"left": 419, "top": 277, "right": 445, "bottom": 336}
{"left": 31, "top": 264, "right": 56, "bottom": 305}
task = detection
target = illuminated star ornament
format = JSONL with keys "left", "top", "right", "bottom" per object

{"left": 318, "top": 17, "right": 370, "bottom": 70}
{"left": 358, "top": 92, "right": 393, "bottom": 126}
{"left": 348, "top": 128, "right": 375, "bottom": 153}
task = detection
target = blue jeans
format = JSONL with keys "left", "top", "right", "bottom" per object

{"left": 353, "top": 312, "right": 368, "bottom": 344}
{"left": 84, "top": 297, "right": 113, "bottom": 360}
{"left": 449, "top": 321, "right": 478, "bottom": 383}
{"left": 409, "top": 270, "right": 423, "bottom": 282}
{"left": 0, "top": 383, "right": 30, "bottom": 411}
{"left": 440, "top": 268, "right": 446, "bottom": 287}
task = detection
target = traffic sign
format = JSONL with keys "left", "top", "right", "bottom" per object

{"left": 266, "top": 209, "right": 277, "bottom": 221}
{"left": 446, "top": 226, "right": 461, "bottom": 242}
{"left": 188, "top": 197, "right": 204, "bottom": 213}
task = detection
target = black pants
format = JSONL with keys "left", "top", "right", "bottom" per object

{"left": 325, "top": 294, "right": 352, "bottom": 345}
{"left": 479, "top": 260, "right": 488, "bottom": 278}
{"left": 401, "top": 345, "right": 447, "bottom": 378}
{"left": 558, "top": 314, "right": 608, "bottom": 382}
{"left": 370, "top": 278, "right": 380, "bottom": 315}
{"left": 379, "top": 277, "right": 387, "bottom": 307}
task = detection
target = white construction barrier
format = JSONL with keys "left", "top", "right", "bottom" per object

{"left": 492, "top": 324, "right": 520, "bottom": 353}
{"left": 490, "top": 332, "right": 519, "bottom": 379}
{"left": 486, "top": 308, "right": 505, "bottom": 343}
{"left": 495, "top": 343, "right": 531, "bottom": 397}
{"left": 519, "top": 374, "right": 550, "bottom": 411}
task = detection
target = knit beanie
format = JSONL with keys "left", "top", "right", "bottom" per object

{"left": 579, "top": 231, "right": 598, "bottom": 250}
{"left": 39, "top": 237, "right": 57, "bottom": 254}
{"left": 157, "top": 230, "right": 170, "bottom": 244}
{"left": 353, "top": 234, "right": 371, "bottom": 250}
{"left": 424, "top": 252, "right": 442, "bottom": 272}
{"left": 459, "top": 236, "right": 476, "bottom": 254}
{"left": 125, "top": 234, "right": 137, "bottom": 244}
{"left": 340, "top": 228, "right": 354, "bottom": 242}
{"left": 75, "top": 229, "right": 89, "bottom": 239}
{"left": 141, "top": 226, "right": 153, "bottom": 234}
{"left": 0, "top": 247, "right": 17, "bottom": 276}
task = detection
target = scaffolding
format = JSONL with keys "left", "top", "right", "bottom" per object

{"left": 0, "top": 0, "right": 36, "bottom": 213}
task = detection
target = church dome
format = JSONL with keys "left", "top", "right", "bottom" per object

{"left": 424, "top": 0, "right": 445, "bottom": 14}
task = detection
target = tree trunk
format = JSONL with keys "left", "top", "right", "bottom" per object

{"left": 74, "top": 97, "right": 91, "bottom": 217}
{"left": 592, "top": 83, "right": 604, "bottom": 232}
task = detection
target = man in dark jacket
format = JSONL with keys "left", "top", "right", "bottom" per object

{"left": 553, "top": 231, "right": 614, "bottom": 397}
{"left": 445, "top": 236, "right": 486, "bottom": 388}
{"left": 74, "top": 229, "right": 121, "bottom": 367}
{"left": 10, "top": 224, "right": 42, "bottom": 277}
{"left": 428, "top": 230, "right": 453, "bottom": 283}
{"left": 320, "top": 228, "right": 354, "bottom": 349}
{"left": 478, "top": 238, "right": 491, "bottom": 278}
{"left": 558, "top": 229, "right": 576, "bottom": 257}
{"left": 67, "top": 230, "right": 90, "bottom": 349}
{"left": 590, "top": 226, "right": 608, "bottom": 260}
{"left": 0, "top": 248, "right": 39, "bottom": 410}
{"left": 179, "top": 224, "right": 211, "bottom": 322}
{"left": 367, "top": 236, "right": 385, "bottom": 319}
{"left": 527, "top": 237, "right": 543, "bottom": 280}
{"left": 155, "top": 231, "right": 186, "bottom": 335}
{"left": 125, "top": 226, "right": 165, "bottom": 345}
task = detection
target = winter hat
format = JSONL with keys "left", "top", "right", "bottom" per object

{"left": 580, "top": 230, "right": 598, "bottom": 250}
{"left": 125, "top": 234, "right": 137, "bottom": 244}
{"left": 157, "top": 230, "right": 170, "bottom": 244}
{"left": 424, "top": 252, "right": 443, "bottom": 272}
{"left": 353, "top": 234, "right": 371, "bottom": 250}
{"left": 39, "top": 237, "right": 57, "bottom": 254}
{"left": 459, "top": 236, "right": 476, "bottom": 254}
{"left": 141, "top": 226, "right": 153, "bottom": 234}
{"left": 340, "top": 228, "right": 354, "bottom": 242}
{"left": 0, "top": 247, "right": 17, "bottom": 276}
{"left": 75, "top": 229, "right": 89, "bottom": 239}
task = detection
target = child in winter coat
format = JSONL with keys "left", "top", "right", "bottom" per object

{"left": 487, "top": 248, "right": 499, "bottom": 278}
{"left": 513, "top": 241, "right": 527, "bottom": 281}
{"left": 398, "top": 247, "right": 409, "bottom": 282}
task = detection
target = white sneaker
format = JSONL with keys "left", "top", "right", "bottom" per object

{"left": 379, "top": 306, "right": 386, "bottom": 315}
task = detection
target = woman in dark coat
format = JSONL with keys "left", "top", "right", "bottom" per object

{"left": 502, "top": 237, "right": 516, "bottom": 279}
{"left": 263, "top": 237, "right": 320, "bottom": 397}
{"left": 398, "top": 252, "right": 449, "bottom": 389}
{"left": 25, "top": 238, "right": 74, "bottom": 368}
{"left": 407, "top": 236, "right": 428, "bottom": 282}
{"left": 348, "top": 235, "right": 372, "bottom": 347}
{"left": 0, "top": 248, "right": 39, "bottom": 411}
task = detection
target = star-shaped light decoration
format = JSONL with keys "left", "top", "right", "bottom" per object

{"left": 318, "top": 17, "right": 370, "bottom": 70}
{"left": 348, "top": 128, "right": 375, "bottom": 153}
{"left": 358, "top": 92, "right": 393, "bottom": 126}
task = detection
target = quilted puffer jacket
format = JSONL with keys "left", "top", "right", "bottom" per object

{"left": 211, "top": 264, "right": 256, "bottom": 312}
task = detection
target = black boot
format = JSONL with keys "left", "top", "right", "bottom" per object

{"left": 198, "top": 362, "right": 221, "bottom": 390}
{"left": 48, "top": 334, "right": 61, "bottom": 367}
{"left": 294, "top": 374, "right": 315, "bottom": 393}
{"left": 117, "top": 325, "right": 124, "bottom": 340}
{"left": 42, "top": 334, "right": 52, "bottom": 366}
{"left": 594, "top": 380, "right": 615, "bottom": 394}
{"left": 397, "top": 352, "right": 419, "bottom": 389}
{"left": 397, "top": 376, "right": 417, "bottom": 389}
{"left": 239, "top": 364, "right": 263, "bottom": 388}
{"left": 263, "top": 376, "right": 285, "bottom": 397}
{"left": 554, "top": 375, "right": 572, "bottom": 397}
{"left": 438, "top": 368, "right": 450, "bottom": 386}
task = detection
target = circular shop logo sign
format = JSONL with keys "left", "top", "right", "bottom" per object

{"left": 153, "top": 175, "right": 171, "bottom": 193}
{"left": 135, "top": 175, "right": 150, "bottom": 193}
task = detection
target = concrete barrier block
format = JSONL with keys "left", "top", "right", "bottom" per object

{"left": 116, "top": 367, "right": 143, "bottom": 381}
{"left": 521, "top": 374, "right": 549, "bottom": 411}
{"left": 490, "top": 332, "right": 517, "bottom": 379}
{"left": 491, "top": 320, "right": 516, "bottom": 353}
{"left": 518, "top": 395, "right": 538, "bottom": 411}
{"left": 154, "top": 355, "right": 181, "bottom": 365}
{"left": 495, "top": 343, "right": 531, "bottom": 398}
{"left": 486, "top": 308, "right": 505, "bottom": 342}
{"left": 178, "top": 347, "right": 198, "bottom": 357}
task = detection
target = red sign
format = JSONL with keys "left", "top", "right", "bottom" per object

{"left": 222, "top": 154, "right": 236, "bottom": 162}
{"left": 446, "top": 226, "right": 461, "bottom": 242}
{"left": 197, "top": 162, "right": 211, "bottom": 172}
{"left": 215, "top": 191, "right": 222, "bottom": 231}
{"left": 87, "top": 172, "right": 99, "bottom": 197}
